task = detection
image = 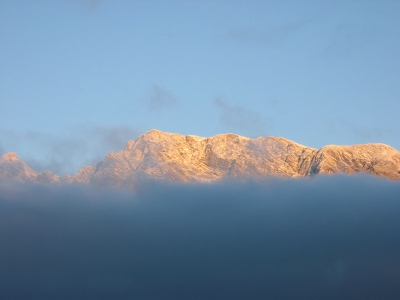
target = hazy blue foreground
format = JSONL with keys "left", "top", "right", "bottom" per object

{"left": 1, "top": 175, "right": 399, "bottom": 300}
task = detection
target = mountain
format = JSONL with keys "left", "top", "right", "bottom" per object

{"left": 0, "top": 152, "right": 61, "bottom": 184}
{"left": 72, "top": 129, "right": 400, "bottom": 188}
{"left": 1, "top": 129, "right": 400, "bottom": 188}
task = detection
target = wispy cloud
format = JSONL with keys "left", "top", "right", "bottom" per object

{"left": 145, "top": 85, "right": 179, "bottom": 112}
{"left": 320, "top": 22, "right": 375, "bottom": 58}
{"left": 72, "top": 0, "right": 103, "bottom": 12}
{"left": 223, "top": 18, "right": 311, "bottom": 47}
{"left": 326, "top": 118, "right": 396, "bottom": 145}
{"left": 0, "top": 126, "right": 140, "bottom": 175}
{"left": 0, "top": 175, "right": 399, "bottom": 299}
{"left": 214, "top": 97, "right": 271, "bottom": 136}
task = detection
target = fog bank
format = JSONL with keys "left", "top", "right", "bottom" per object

{"left": 0, "top": 175, "right": 399, "bottom": 299}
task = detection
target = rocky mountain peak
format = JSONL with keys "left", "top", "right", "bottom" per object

{"left": 69, "top": 130, "right": 400, "bottom": 189}
{"left": 0, "top": 152, "right": 19, "bottom": 162}
{"left": 0, "top": 152, "right": 60, "bottom": 183}
{"left": 142, "top": 129, "right": 175, "bottom": 140}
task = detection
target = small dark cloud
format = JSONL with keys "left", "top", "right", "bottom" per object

{"left": 320, "top": 22, "right": 375, "bottom": 58}
{"left": 214, "top": 97, "right": 271, "bottom": 136}
{"left": 0, "top": 175, "right": 400, "bottom": 299}
{"left": 89, "top": 126, "right": 140, "bottom": 151}
{"left": 223, "top": 18, "right": 310, "bottom": 47}
{"left": 71, "top": 0, "right": 103, "bottom": 12}
{"left": 145, "top": 85, "right": 179, "bottom": 112}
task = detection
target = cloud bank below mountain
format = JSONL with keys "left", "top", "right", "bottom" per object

{"left": 1, "top": 175, "right": 399, "bottom": 299}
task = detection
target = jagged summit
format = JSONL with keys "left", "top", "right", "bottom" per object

{"left": 0, "top": 152, "right": 19, "bottom": 162}
{"left": 70, "top": 130, "right": 400, "bottom": 188}
{"left": 0, "top": 152, "right": 60, "bottom": 183}
{"left": 1, "top": 130, "right": 400, "bottom": 188}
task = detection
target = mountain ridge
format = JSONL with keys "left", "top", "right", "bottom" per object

{"left": 1, "top": 129, "right": 399, "bottom": 188}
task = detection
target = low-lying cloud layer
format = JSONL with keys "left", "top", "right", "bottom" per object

{"left": 1, "top": 175, "right": 399, "bottom": 299}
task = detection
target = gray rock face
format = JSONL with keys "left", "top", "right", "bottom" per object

{"left": 1, "top": 130, "right": 399, "bottom": 188}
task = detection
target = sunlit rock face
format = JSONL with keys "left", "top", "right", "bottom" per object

{"left": 1, "top": 130, "right": 399, "bottom": 188}
{"left": 0, "top": 152, "right": 61, "bottom": 183}
{"left": 307, "top": 144, "right": 400, "bottom": 179}
{"left": 71, "top": 130, "right": 400, "bottom": 189}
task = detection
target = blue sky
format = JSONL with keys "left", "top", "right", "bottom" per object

{"left": 1, "top": 0, "right": 399, "bottom": 175}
